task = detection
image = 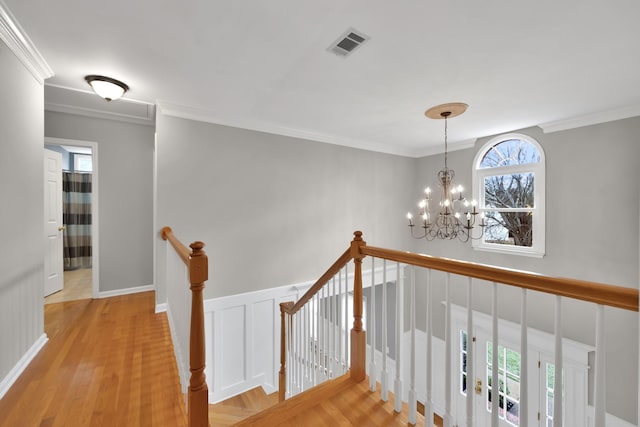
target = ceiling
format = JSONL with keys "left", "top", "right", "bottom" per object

{"left": 5, "top": 0, "right": 640, "bottom": 157}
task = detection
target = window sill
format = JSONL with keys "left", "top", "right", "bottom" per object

{"left": 472, "top": 243, "right": 545, "bottom": 258}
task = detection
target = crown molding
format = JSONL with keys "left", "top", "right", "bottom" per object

{"left": 0, "top": 0, "right": 53, "bottom": 84}
{"left": 45, "top": 83, "right": 155, "bottom": 126}
{"left": 539, "top": 104, "right": 640, "bottom": 133}
{"left": 45, "top": 102, "right": 155, "bottom": 127}
{"left": 156, "top": 100, "right": 418, "bottom": 157}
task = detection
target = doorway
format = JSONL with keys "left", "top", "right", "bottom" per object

{"left": 44, "top": 137, "right": 99, "bottom": 302}
{"left": 452, "top": 305, "right": 592, "bottom": 427}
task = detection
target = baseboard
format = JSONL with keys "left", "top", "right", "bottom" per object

{"left": 0, "top": 333, "right": 48, "bottom": 399}
{"left": 155, "top": 302, "right": 167, "bottom": 313}
{"left": 98, "top": 284, "right": 155, "bottom": 299}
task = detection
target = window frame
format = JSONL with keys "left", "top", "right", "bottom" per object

{"left": 472, "top": 133, "right": 545, "bottom": 257}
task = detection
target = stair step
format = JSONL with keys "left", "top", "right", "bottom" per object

{"left": 235, "top": 374, "right": 424, "bottom": 426}
{"left": 209, "top": 386, "right": 278, "bottom": 426}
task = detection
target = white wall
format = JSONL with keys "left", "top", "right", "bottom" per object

{"left": 45, "top": 111, "right": 155, "bottom": 292}
{"left": 412, "top": 119, "right": 640, "bottom": 424}
{"left": 0, "top": 41, "right": 47, "bottom": 395}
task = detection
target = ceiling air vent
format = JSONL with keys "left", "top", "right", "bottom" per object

{"left": 328, "top": 28, "right": 369, "bottom": 57}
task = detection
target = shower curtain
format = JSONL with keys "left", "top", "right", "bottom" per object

{"left": 63, "top": 172, "right": 92, "bottom": 270}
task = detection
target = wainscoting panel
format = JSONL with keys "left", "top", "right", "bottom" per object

{"left": 203, "top": 266, "right": 392, "bottom": 403}
{"left": 205, "top": 285, "right": 300, "bottom": 403}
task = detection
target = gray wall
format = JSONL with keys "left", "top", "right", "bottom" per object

{"left": 411, "top": 119, "right": 640, "bottom": 423}
{"left": 0, "top": 42, "right": 45, "bottom": 385}
{"left": 155, "top": 114, "right": 416, "bottom": 301}
{"left": 45, "top": 111, "right": 155, "bottom": 292}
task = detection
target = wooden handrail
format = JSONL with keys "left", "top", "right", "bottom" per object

{"left": 161, "top": 226, "right": 190, "bottom": 265}
{"left": 160, "top": 226, "right": 209, "bottom": 427}
{"left": 283, "top": 247, "right": 354, "bottom": 315}
{"left": 360, "top": 245, "right": 639, "bottom": 312}
{"left": 278, "top": 230, "right": 638, "bottom": 405}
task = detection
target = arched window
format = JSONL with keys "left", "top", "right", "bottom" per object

{"left": 472, "top": 133, "right": 545, "bottom": 257}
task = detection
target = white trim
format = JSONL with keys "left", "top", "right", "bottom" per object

{"left": 0, "top": 333, "right": 48, "bottom": 399}
{"left": 44, "top": 137, "right": 101, "bottom": 298}
{"left": 45, "top": 83, "right": 156, "bottom": 126}
{"left": 98, "top": 284, "right": 155, "bottom": 299}
{"left": 156, "top": 100, "right": 418, "bottom": 158}
{"left": 472, "top": 132, "right": 546, "bottom": 257}
{"left": 539, "top": 104, "right": 640, "bottom": 134}
{"left": 586, "top": 406, "right": 637, "bottom": 427}
{"left": 0, "top": 0, "right": 53, "bottom": 84}
{"left": 155, "top": 302, "right": 167, "bottom": 314}
{"left": 203, "top": 265, "right": 396, "bottom": 403}
{"left": 45, "top": 101, "right": 155, "bottom": 127}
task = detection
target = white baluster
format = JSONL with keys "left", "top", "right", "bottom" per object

{"left": 293, "top": 311, "right": 298, "bottom": 394}
{"left": 288, "top": 313, "right": 293, "bottom": 397}
{"left": 394, "top": 263, "right": 404, "bottom": 413}
{"left": 466, "top": 276, "right": 474, "bottom": 427}
{"left": 313, "top": 293, "right": 318, "bottom": 386}
{"left": 491, "top": 282, "right": 499, "bottom": 427}
{"left": 322, "top": 284, "right": 327, "bottom": 379}
{"left": 425, "top": 268, "right": 434, "bottom": 426}
{"left": 331, "top": 276, "right": 341, "bottom": 376}
{"left": 520, "top": 289, "right": 528, "bottom": 427}
{"left": 345, "top": 265, "right": 350, "bottom": 370}
{"left": 338, "top": 268, "right": 343, "bottom": 374}
{"left": 381, "top": 259, "right": 389, "bottom": 402}
{"left": 444, "top": 273, "right": 452, "bottom": 427}
{"left": 594, "top": 304, "right": 606, "bottom": 427}
{"left": 408, "top": 266, "right": 417, "bottom": 425}
{"left": 297, "top": 310, "right": 302, "bottom": 392}
{"left": 331, "top": 276, "right": 336, "bottom": 378}
{"left": 304, "top": 303, "right": 309, "bottom": 385}
{"left": 370, "top": 257, "right": 377, "bottom": 391}
{"left": 554, "top": 296, "right": 563, "bottom": 426}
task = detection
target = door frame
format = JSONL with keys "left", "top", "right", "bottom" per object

{"left": 44, "top": 136, "right": 99, "bottom": 299}
{"left": 451, "top": 303, "right": 592, "bottom": 427}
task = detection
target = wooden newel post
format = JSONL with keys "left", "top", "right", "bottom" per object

{"left": 279, "top": 302, "right": 293, "bottom": 402}
{"left": 350, "top": 231, "right": 367, "bottom": 382}
{"left": 188, "top": 242, "right": 209, "bottom": 427}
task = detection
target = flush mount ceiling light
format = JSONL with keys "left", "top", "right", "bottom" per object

{"left": 407, "top": 102, "right": 485, "bottom": 242}
{"left": 84, "top": 75, "right": 129, "bottom": 101}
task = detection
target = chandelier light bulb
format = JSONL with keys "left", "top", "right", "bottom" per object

{"left": 407, "top": 102, "right": 484, "bottom": 242}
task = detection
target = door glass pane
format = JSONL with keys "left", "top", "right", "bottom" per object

{"left": 460, "top": 330, "right": 468, "bottom": 395}
{"left": 486, "top": 342, "right": 521, "bottom": 426}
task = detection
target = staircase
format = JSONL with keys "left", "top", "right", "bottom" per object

{"left": 209, "top": 386, "right": 279, "bottom": 426}
{"left": 230, "top": 374, "right": 427, "bottom": 426}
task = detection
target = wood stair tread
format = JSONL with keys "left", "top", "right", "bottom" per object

{"left": 234, "top": 374, "right": 425, "bottom": 426}
{"left": 209, "top": 386, "right": 279, "bottom": 426}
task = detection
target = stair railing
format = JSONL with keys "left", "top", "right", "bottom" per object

{"left": 279, "top": 231, "right": 639, "bottom": 426}
{"left": 279, "top": 231, "right": 367, "bottom": 401}
{"left": 161, "top": 226, "right": 209, "bottom": 427}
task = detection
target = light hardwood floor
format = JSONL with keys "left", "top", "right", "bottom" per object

{"left": 44, "top": 268, "right": 93, "bottom": 304}
{"left": 0, "top": 291, "right": 187, "bottom": 427}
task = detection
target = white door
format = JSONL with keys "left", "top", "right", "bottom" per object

{"left": 455, "top": 324, "right": 540, "bottom": 427}
{"left": 44, "top": 149, "right": 64, "bottom": 297}
{"left": 473, "top": 327, "right": 539, "bottom": 427}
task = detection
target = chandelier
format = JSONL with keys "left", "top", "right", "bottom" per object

{"left": 407, "top": 103, "right": 484, "bottom": 242}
